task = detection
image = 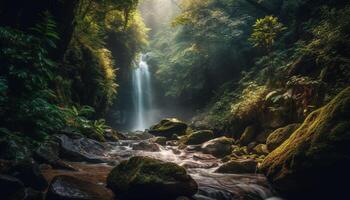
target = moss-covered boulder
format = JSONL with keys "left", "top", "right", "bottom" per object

{"left": 183, "top": 130, "right": 214, "bottom": 145}
{"left": 201, "top": 137, "right": 234, "bottom": 157}
{"left": 260, "top": 87, "right": 350, "bottom": 198}
{"left": 149, "top": 118, "right": 188, "bottom": 138}
{"left": 216, "top": 159, "right": 257, "bottom": 174}
{"left": 252, "top": 144, "right": 269, "bottom": 155}
{"left": 107, "top": 156, "right": 198, "bottom": 200}
{"left": 266, "top": 123, "right": 300, "bottom": 151}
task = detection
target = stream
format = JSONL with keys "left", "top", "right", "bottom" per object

{"left": 43, "top": 138, "right": 282, "bottom": 200}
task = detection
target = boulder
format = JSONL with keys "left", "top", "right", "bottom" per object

{"left": 260, "top": 87, "right": 350, "bottom": 198}
{"left": 151, "top": 136, "right": 167, "bottom": 146}
{"left": 34, "top": 138, "right": 75, "bottom": 170}
{"left": 107, "top": 156, "right": 197, "bottom": 200}
{"left": 266, "top": 123, "right": 300, "bottom": 151}
{"left": 216, "top": 159, "right": 257, "bottom": 174}
{"left": 149, "top": 118, "right": 188, "bottom": 138}
{"left": 183, "top": 130, "right": 214, "bottom": 145}
{"left": 0, "top": 174, "right": 25, "bottom": 199}
{"left": 104, "top": 129, "right": 119, "bottom": 142}
{"left": 55, "top": 135, "right": 108, "bottom": 163}
{"left": 46, "top": 175, "right": 112, "bottom": 200}
{"left": 201, "top": 137, "right": 234, "bottom": 157}
{"left": 129, "top": 131, "right": 154, "bottom": 140}
{"left": 239, "top": 126, "right": 256, "bottom": 145}
{"left": 132, "top": 141, "right": 160, "bottom": 152}
{"left": 252, "top": 144, "right": 269, "bottom": 155}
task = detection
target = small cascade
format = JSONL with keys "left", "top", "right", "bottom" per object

{"left": 132, "top": 53, "right": 154, "bottom": 131}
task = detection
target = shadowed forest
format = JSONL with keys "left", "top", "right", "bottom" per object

{"left": 0, "top": 0, "right": 350, "bottom": 200}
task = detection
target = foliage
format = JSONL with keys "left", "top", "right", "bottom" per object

{"left": 151, "top": 0, "right": 254, "bottom": 103}
{"left": 249, "top": 15, "right": 286, "bottom": 51}
{"left": 0, "top": 14, "right": 65, "bottom": 140}
{"left": 300, "top": 6, "right": 350, "bottom": 63}
{"left": 61, "top": 105, "right": 110, "bottom": 141}
{"left": 230, "top": 83, "right": 268, "bottom": 121}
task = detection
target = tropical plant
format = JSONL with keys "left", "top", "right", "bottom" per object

{"left": 249, "top": 15, "right": 286, "bottom": 51}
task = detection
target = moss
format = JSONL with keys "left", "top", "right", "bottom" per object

{"left": 183, "top": 130, "right": 214, "bottom": 145}
{"left": 107, "top": 156, "right": 197, "bottom": 199}
{"left": 260, "top": 87, "right": 350, "bottom": 196}
{"left": 266, "top": 123, "right": 300, "bottom": 151}
{"left": 149, "top": 118, "right": 188, "bottom": 138}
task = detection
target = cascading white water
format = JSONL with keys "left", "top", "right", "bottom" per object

{"left": 132, "top": 54, "right": 154, "bottom": 131}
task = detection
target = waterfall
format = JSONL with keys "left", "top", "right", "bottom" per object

{"left": 132, "top": 54, "right": 154, "bottom": 131}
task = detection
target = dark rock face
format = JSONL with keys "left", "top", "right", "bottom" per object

{"left": 11, "top": 160, "right": 48, "bottom": 191}
{"left": 260, "top": 87, "right": 350, "bottom": 199}
{"left": 266, "top": 123, "right": 300, "bottom": 151}
{"left": 132, "top": 141, "right": 161, "bottom": 152}
{"left": 46, "top": 175, "right": 112, "bottom": 200}
{"left": 201, "top": 137, "right": 234, "bottom": 157}
{"left": 34, "top": 139, "right": 75, "bottom": 170}
{"left": 0, "top": 174, "right": 25, "bottom": 199}
{"left": 107, "top": 156, "right": 198, "bottom": 200}
{"left": 149, "top": 118, "right": 188, "bottom": 138}
{"left": 239, "top": 126, "right": 256, "bottom": 145}
{"left": 216, "top": 159, "right": 257, "bottom": 174}
{"left": 55, "top": 135, "right": 108, "bottom": 163}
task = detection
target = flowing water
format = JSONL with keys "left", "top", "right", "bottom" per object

{"left": 132, "top": 53, "right": 154, "bottom": 131}
{"left": 107, "top": 140, "right": 281, "bottom": 200}
{"left": 43, "top": 138, "right": 282, "bottom": 200}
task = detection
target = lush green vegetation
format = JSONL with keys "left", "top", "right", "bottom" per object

{"left": 0, "top": 0, "right": 145, "bottom": 142}
{"left": 147, "top": 0, "right": 350, "bottom": 137}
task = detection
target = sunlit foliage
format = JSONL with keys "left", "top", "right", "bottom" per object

{"left": 249, "top": 15, "right": 286, "bottom": 51}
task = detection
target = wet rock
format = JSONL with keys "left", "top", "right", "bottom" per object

{"left": 34, "top": 138, "right": 75, "bottom": 171}
{"left": 183, "top": 130, "right": 214, "bottom": 145}
{"left": 266, "top": 123, "right": 300, "bottom": 151}
{"left": 247, "top": 142, "right": 258, "bottom": 152}
{"left": 151, "top": 136, "right": 167, "bottom": 145}
{"left": 46, "top": 175, "right": 112, "bottom": 200}
{"left": 11, "top": 160, "right": 48, "bottom": 191}
{"left": 55, "top": 135, "right": 108, "bottom": 163}
{"left": 0, "top": 174, "right": 25, "bottom": 199}
{"left": 260, "top": 87, "right": 350, "bottom": 198}
{"left": 131, "top": 131, "right": 154, "bottom": 140}
{"left": 252, "top": 144, "right": 269, "bottom": 155}
{"left": 104, "top": 129, "right": 120, "bottom": 142}
{"left": 216, "top": 159, "right": 257, "bottom": 174}
{"left": 166, "top": 140, "right": 179, "bottom": 146}
{"left": 107, "top": 156, "right": 198, "bottom": 199}
{"left": 239, "top": 126, "right": 256, "bottom": 145}
{"left": 132, "top": 141, "right": 160, "bottom": 152}
{"left": 149, "top": 118, "right": 188, "bottom": 138}
{"left": 201, "top": 137, "right": 234, "bottom": 158}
